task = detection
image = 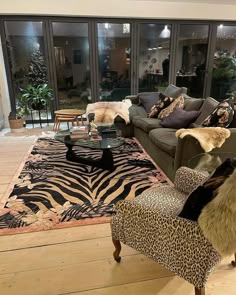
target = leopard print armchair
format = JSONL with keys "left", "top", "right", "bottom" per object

{"left": 111, "top": 167, "right": 225, "bottom": 295}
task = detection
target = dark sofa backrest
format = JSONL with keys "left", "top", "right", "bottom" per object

{"left": 229, "top": 106, "right": 236, "bottom": 128}
{"left": 194, "top": 97, "right": 219, "bottom": 125}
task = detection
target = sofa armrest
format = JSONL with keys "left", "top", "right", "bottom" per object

{"left": 174, "top": 128, "right": 236, "bottom": 173}
{"left": 174, "top": 167, "right": 207, "bottom": 194}
{"left": 124, "top": 95, "right": 139, "bottom": 105}
{"left": 111, "top": 200, "right": 221, "bottom": 288}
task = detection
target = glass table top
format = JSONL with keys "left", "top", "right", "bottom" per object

{"left": 188, "top": 152, "right": 236, "bottom": 175}
{"left": 55, "top": 130, "right": 124, "bottom": 150}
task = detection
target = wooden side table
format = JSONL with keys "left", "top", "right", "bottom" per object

{"left": 53, "top": 109, "right": 85, "bottom": 131}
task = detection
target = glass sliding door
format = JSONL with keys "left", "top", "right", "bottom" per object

{"left": 138, "top": 24, "right": 171, "bottom": 92}
{"left": 211, "top": 25, "right": 236, "bottom": 101}
{"left": 97, "top": 22, "right": 131, "bottom": 101}
{"left": 4, "top": 21, "right": 51, "bottom": 121}
{"left": 52, "top": 22, "right": 91, "bottom": 109}
{"left": 176, "top": 24, "right": 209, "bottom": 97}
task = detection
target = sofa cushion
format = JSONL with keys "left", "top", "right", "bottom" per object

{"left": 149, "top": 95, "right": 174, "bottom": 118}
{"left": 184, "top": 98, "right": 204, "bottom": 111}
{"left": 161, "top": 108, "right": 200, "bottom": 129}
{"left": 138, "top": 92, "right": 160, "bottom": 112}
{"left": 158, "top": 95, "right": 185, "bottom": 120}
{"left": 133, "top": 117, "right": 162, "bottom": 133}
{"left": 149, "top": 128, "right": 177, "bottom": 157}
{"left": 164, "top": 84, "right": 187, "bottom": 98}
{"left": 194, "top": 97, "right": 219, "bottom": 125}
{"left": 128, "top": 104, "right": 147, "bottom": 121}
{"left": 202, "top": 98, "right": 234, "bottom": 127}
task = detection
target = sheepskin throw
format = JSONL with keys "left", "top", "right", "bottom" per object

{"left": 198, "top": 167, "right": 236, "bottom": 256}
{"left": 176, "top": 127, "right": 231, "bottom": 152}
{"left": 86, "top": 99, "right": 132, "bottom": 124}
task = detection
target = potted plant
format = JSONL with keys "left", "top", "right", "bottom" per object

{"left": 8, "top": 111, "right": 25, "bottom": 133}
{"left": 20, "top": 83, "right": 53, "bottom": 110}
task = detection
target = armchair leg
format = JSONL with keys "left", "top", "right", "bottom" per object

{"left": 195, "top": 287, "right": 205, "bottom": 295}
{"left": 112, "top": 238, "right": 121, "bottom": 263}
{"left": 231, "top": 253, "right": 236, "bottom": 267}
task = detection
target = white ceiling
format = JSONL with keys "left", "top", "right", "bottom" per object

{"left": 136, "top": 0, "right": 236, "bottom": 4}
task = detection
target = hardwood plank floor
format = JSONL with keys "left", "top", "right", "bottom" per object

{"left": 0, "top": 127, "right": 236, "bottom": 295}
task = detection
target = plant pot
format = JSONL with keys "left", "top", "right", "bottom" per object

{"left": 31, "top": 102, "right": 44, "bottom": 111}
{"left": 9, "top": 118, "right": 25, "bottom": 133}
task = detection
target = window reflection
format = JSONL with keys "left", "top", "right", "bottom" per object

{"left": 176, "top": 25, "right": 209, "bottom": 97}
{"left": 139, "top": 24, "right": 171, "bottom": 93}
{"left": 52, "top": 22, "right": 91, "bottom": 109}
{"left": 97, "top": 23, "right": 131, "bottom": 101}
{"left": 211, "top": 25, "right": 236, "bottom": 101}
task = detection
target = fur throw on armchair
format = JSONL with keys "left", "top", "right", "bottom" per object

{"left": 176, "top": 127, "right": 230, "bottom": 152}
{"left": 198, "top": 168, "right": 236, "bottom": 256}
{"left": 86, "top": 99, "right": 132, "bottom": 124}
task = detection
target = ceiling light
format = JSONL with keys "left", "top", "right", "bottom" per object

{"left": 219, "top": 24, "right": 224, "bottom": 29}
{"left": 104, "top": 23, "right": 109, "bottom": 29}
{"left": 160, "top": 25, "right": 170, "bottom": 38}
{"left": 157, "top": 45, "right": 163, "bottom": 49}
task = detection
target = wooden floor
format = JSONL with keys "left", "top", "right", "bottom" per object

{"left": 0, "top": 127, "right": 236, "bottom": 295}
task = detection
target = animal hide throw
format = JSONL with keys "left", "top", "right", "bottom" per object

{"left": 176, "top": 127, "right": 231, "bottom": 152}
{"left": 86, "top": 99, "right": 132, "bottom": 124}
{"left": 198, "top": 167, "right": 236, "bottom": 256}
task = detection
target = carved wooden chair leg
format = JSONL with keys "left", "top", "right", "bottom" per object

{"left": 231, "top": 253, "right": 236, "bottom": 267}
{"left": 112, "top": 238, "right": 121, "bottom": 263}
{"left": 195, "top": 287, "right": 205, "bottom": 295}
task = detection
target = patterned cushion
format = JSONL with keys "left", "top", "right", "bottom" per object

{"left": 158, "top": 95, "right": 185, "bottom": 120}
{"left": 179, "top": 158, "right": 236, "bottom": 221}
{"left": 202, "top": 98, "right": 234, "bottom": 127}
{"left": 149, "top": 94, "right": 174, "bottom": 118}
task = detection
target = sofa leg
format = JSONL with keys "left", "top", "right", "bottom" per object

{"left": 195, "top": 287, "right": 205, "bottom": 295}
{"left": 231, "top": 253, "right": 236, "bottom": 267}
{"left": 112, "top": 238, "right": 121, "bottom": 263}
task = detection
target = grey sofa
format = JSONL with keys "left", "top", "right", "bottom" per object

{"left": 115, "top": 85, "right": 236, "bottom": 180}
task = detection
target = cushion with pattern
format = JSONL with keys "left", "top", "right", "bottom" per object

{"left": 202, "top": 98, "right": 234, "bottom": 127}
{"left": 149, "top": 93, "right": 174, "bottom": 118}
{"left": 158, "top": 95, "right": 185, "bottom": 120}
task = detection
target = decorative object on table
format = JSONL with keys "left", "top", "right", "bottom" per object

{"left": 89, "top": 120, "right": 98, "bottom": 137}
{"left": 199, "top": 162, "right": 236, "bottom": 256}
{"left": 176, "top": 127, "right": 231, "bottom": 152}
{"left": 8, "top": 111, "right": 25, "bottom": 133}
{"left": 202, "top": 97, "right": 234, "bottom": 127}
{"left": 179, "top": 158, "right": 236, "bottom": 221}
{"left": 0, "top": 137, "right": 170, "bottom": 234}
{"left": 70, "top": 125, "right": 89, "bottom": 139}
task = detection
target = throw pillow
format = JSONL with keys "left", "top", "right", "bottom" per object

{"left": 138, "top": 92, "right": 160, "bottom": 113}
{"left": 202, "top": 98, "right": 234, "bottom": 127}
{"left": 160, "top": 108, "right": 200, "bottom": 129}
{"left": 158, "top": 95, "right": 185, "bottom": 120}
{"left": 149, "top": 94, "right": 174, "bottom": 118}
{"left": 179, "top": 158, "right": 236, "bottom": 221}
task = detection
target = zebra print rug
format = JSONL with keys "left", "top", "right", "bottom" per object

{"left": 0, "top": 136, "right": 171, "bottom": 234}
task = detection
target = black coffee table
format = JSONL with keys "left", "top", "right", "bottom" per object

{"left": 55, "top": 130, "right": 124, "bottom": 170}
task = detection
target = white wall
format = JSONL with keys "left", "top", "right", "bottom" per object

{"left": 0, "top": 37, "right": 11, "bottom": 129}
{"left": 0, "top": 0, "right": 236, "bottom": 20}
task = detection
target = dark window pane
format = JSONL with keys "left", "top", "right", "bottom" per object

{"left": 211, "top": 25, "right": 236, "bottom": 101}
{"left": 5, "top": 21, "right": 51, "bottom": 121}
{"left": 139, "top": 24, "right": 171, "bottom": 93}
{"left": 176, "top": 25, "right": 209, "bottom": 97}
{"left": 52, "top": 22, "right": 91, "bottom": 110}
{"left": 97, "top": 23, "right": 131, "bottom": 101}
